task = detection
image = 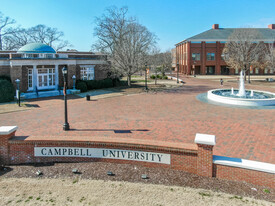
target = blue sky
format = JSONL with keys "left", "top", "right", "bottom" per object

{"left": 1, "top": 0, "right": 275, "bottom": 51}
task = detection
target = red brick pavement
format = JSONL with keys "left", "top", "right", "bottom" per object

{"left": 0, "top": 76, "right": 274, "bottom": 164}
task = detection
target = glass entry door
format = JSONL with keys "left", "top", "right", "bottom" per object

{"left": 37, "top": 68, "right": 55, "bottom": 90}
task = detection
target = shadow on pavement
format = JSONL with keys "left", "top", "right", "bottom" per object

{"left": 70, "top": 129, "right": 149, "bottom": 133}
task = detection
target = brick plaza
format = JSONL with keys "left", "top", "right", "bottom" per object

{"left": 0, "top": 76, "right": 274, "bottom": 164}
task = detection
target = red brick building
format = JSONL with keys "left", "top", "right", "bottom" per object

{"left": 175, "top": 24, "right": 275, "bottom": 75}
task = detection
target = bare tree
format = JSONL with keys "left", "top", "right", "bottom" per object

{"left": 160, "top": 50, "right": 172, "bottom": 76}
{"left": 93, "top": 7, "right": 156, "bottom": 86}
{"left": 265, "top": 42, "right": 275, "bottom": 74}
{"left": 2, "top": 24, "right": 72, "bottom": 51}
{"left": 223, "top": 29, "right": 265, "bottom": 82}
{"left": 27, "top": 25, "right": 72, "bottom": 51}
{"left": 148, "top": 47, "right": 162, "bottom": 84}
{"left": 2, "top": 28, "right": 29, "bottom": 50}
{"left": 0, "top": 12, "right": 16, "bottom": 50}
{"left": 148, "top": 49, "right": 172, "bottom": 84}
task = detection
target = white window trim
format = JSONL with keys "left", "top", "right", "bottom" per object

{"left": 27, "top": 69, "right": 33, "bottom": 91}
{"left": 80, "top": 65, "right": 95, "bottom": 80}
{"left": 37, "top": 67, "right": 56, "bottom": 90}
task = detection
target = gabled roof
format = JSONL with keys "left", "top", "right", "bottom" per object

{"left": 176, "top": 28, "right": 275, "bottom": 45}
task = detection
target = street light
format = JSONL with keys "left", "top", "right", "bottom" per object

{"left": 145, "top": 63, "right": 148, "bottom": 91}
{"left": 176, "top": 61, "right": 179, "bottom": 83}
{"left": 15, "top": 79, "right": 20, "bottom": 107}
{"left": 62, "top": 66, "right": 70, "bottom": 131}
{"left": 72, "top": 75, "right": 76, "bottom": 90}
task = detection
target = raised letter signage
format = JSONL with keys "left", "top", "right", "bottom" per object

{"left": 34, "top": 147, "right": 171, "bottom": 164}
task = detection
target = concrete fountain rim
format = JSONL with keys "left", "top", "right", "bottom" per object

{"left": 207, "top": 88, "right": 275, "bottom": 107}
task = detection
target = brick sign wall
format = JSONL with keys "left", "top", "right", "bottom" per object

{"left": 0, "top": 126, "right": 274, "bottom": 188}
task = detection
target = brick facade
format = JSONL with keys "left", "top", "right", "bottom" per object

{"left": 0, "top": 128, "right": 274, "bottom": 188}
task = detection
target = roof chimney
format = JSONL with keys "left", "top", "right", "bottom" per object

{"left": 212, "top": 24, "right": 219, "bottom": 29}
{"left": 268, "top": 24, "right": 275, "bottom": 29}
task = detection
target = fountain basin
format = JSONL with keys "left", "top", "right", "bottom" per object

{"left": 207, "top": 89, "right": 275, "bottom": 106}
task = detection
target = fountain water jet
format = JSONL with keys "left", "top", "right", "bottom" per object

{"left": 237, "top": 70, "right": 246, "bottom": 97}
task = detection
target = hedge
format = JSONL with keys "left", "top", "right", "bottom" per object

{"left": 76, "top": 81, "right": 87, "bottom": 92}
{"left": 0, "top": 79, "right": 15, "bottom": 103}
{"left": 76, "top": 78, "right": 127, "bottom": 92}
{"left": 0, "top": 75, "right": 11, "bottom": 82}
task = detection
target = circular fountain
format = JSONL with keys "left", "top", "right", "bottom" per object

{"left": 207, "top": 71, "right": 275, "bottom": 107}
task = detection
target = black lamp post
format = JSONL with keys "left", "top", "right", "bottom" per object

{"left": 62, "top": 66, "right": 70, "bottom": 131}
{"left": 15, "top": 79, "right": 20, "bottom": 107}
{"left": 145, "top": 63, "right": 148, "bottom": 91}
{"left": 176, "top": 62, "right": 179, "bottom": 83}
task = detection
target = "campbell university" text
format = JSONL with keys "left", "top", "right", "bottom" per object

{"left": 34, "top": 147, "right": 171, "bottom": 164}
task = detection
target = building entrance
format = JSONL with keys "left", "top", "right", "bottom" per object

{"left": 37, "top": 68, "right": 56, "bottom": 90}
{"left": 221, "top": 66, "right": 230, "bottom": 75}
{"left": 195, "top": 66, "right": 201, "bottom": 75}
{"left": 206, "top": 66, "right": 215, "bottom": 75}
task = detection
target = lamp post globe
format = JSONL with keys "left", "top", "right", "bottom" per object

{"left": 72, "top": 75, "right": 76, "bottom": 90}
{"left": 62, "top": 66, "right": 70, "bottom": 131}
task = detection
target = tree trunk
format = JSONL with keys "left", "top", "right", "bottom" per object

{"left": 127, "top": 75, "right": 131, "bottom": 87}
{"left": 0, "top": 34, "right": 2, "bottom": 51}
{"left": 248, "top": 70, "right": 251, "bottom": 84}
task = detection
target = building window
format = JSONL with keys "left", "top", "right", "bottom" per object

{"left": 45, "top": 54, "right": 54, "bottom": 58}
{"left": 250, "top": 68, "right": 253, "bottom": 74}
{"left": 264, "top": 68, "right": 268, "bottom": 74}
{"left": 207, "top": 53, "right": 215, "bottom": 61}
{"left": 23, "top": 54, "right": 33, "bottom": 58}
{"left": 235, "top": 69, "right": 239, "bottom": 74}
{"left": 206, "top": 66, "right": 215, "bottom": 75}
{"left": 48, "top": 69, "right": 56, "bottom": 86}
{"left": 192, "top": 53, "right": 200, "bottom": 61}
{"left": 38, "top": 54, "right": 55, "bottom": 58}
{"left": 28, "top": 69, "right": 33, "bottom": 90}
{"left": 255, "top": 68, "right": 259, "bottom": 74}
{"left": 81, "top": 66, "right": 95, "bottom": 80}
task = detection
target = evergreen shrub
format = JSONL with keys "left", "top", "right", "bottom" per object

{"left": 76, "top": 81, "right": 88, "bottom": 92}
{"left": 0, "top": 79, "right": 15, "bottom": 103}
{"left": 0, "top": 75, "right": 11, "bottom": 82}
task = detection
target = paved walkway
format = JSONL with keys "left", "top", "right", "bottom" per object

{"left": 0, "top": 76, "right": 274, "bottom": 164}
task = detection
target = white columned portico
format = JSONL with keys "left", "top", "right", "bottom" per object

{"left": 55, "top": 64, "right": 59, "bottom": 90}
{"left": 33, "top": 64, "right": 37, "bottom": 91}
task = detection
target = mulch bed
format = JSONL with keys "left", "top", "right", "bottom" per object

{"left": 1, "top": 162, "right": 274, "bottom": 203}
